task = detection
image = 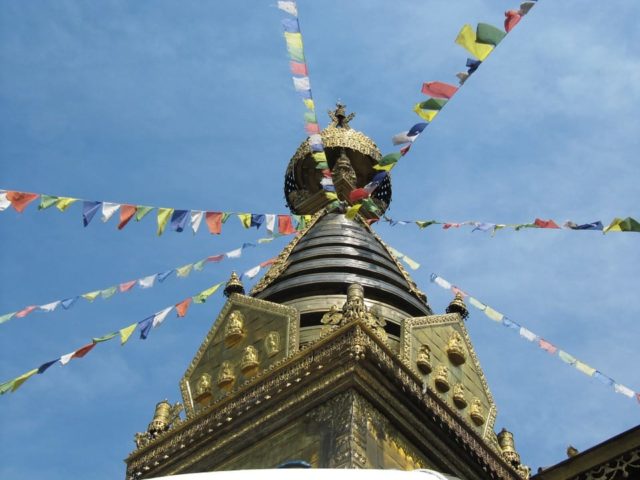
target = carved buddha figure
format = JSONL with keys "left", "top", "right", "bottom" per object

{"left": 240, "top": 345, "right": 260, "bottom": 375}
{"left": 434, "top": 365, "right": 450, "bottom": 392}
{"left": 470, "top": 398, "right": 485, "bottom": 426}
{"left": 452, "top": 383, "right": 467, "bottom": 409}
{"left": 342, "top": 284, "right": 367, "bottom": 323}
{"left": 224, "top": 310, "right": 245, "bottom": 346}
{"left": 194, "top": 372, "right": 212, "bottom": 401}
{"left": 446, "top": 330, "right": 466, "bottom": 365}
{"left": 264, "top": 331, "right": 281, "bottom": 357}
{"left": 217, "top": 361, "right": 235, "bottom": 389}
{"left": 416, "top": 344, "right": 432, "bottom": 374}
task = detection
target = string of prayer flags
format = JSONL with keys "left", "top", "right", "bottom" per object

{"left": 387, "top": 247, "right": 421, "bottom": 271}
{"left": 430, "top": 273, "right": 639, "bottom": 405}
{"left": 0, "top": 235, "right": 290, "bottom": 326}
{"left": 0, "top": 255, "right": 277, "bottom": 395}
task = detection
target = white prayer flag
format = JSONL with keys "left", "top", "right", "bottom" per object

{"left": 138, "top": 275, "right": 157, "bottom": 289}
{"left": 292, "top": 76, "right": 310, "bottom": 92}
{"left": 190, "top": 211, "right": 204, "bottom": 234}
{"left": 244, "top": 265, "right": 261, "bottom": 279}
{"left": 152, "top": 307, "right": 173, "bottom": 328}
{"left": 39, "top": 301, "right": 61, "bottom": 312}
{"left": 226, "top": 248, "right": 242, "bottom": 259}
{"left": 101, "top": 202, "right": 120, "bottom": 222}
{"left": 277, "top": 1, "right": 298, "bottom": 16}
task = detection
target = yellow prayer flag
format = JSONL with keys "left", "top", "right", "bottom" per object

{"left": 303, "top": 98, "right": 315, "bottom": 110}
{"left": 325, "top": 192, "right": 338, "bottom": 201}
{"left": 194, "top": 282, "right": 223, "bottom": 304}
{"left": 574, "top": 361, "right": 596, "bottom": 377}
{"left": 82, "top": 291, "right": 101, "bottom": 302}
{"left": 258, "top": 237, "right": 275, "bottom": 244}
{"left": 157, "top": 208, "right": 174, "bottom": 236}
{"left": 402, "top": 255, "right": 420, "bottom": 271}
{"left": 303, "top": 215, "right": 312, "bottom": 224}
{"left": 56, "top": 197, "right": 78, "bottom": 212}
{"left": 312, "top": 152, "right": 327, "bottom": 163}
{"left": 603, "top": 218, "right": 623, "bottom": 233}
{"left": 238, "top": 213, "right": 252, "bottom": 229}
{"left": 373, "top": 163, "right": 394, "bottom": 172}
{"left": 345, "top": 204, "right": 362, "bottom": 220}
{"left": 484, "top": 306, "right": 504, "bottom": 322}
{"left": 119, "top": 323, "right": 137, "bottom": 345}
{"left": 284, "top": 32, "right": 303, "bottom": 50}
{"left": 176, "top": 264, "right": 193, "bottom": 278}
{"left": 468, "top": 297, "right": 486, "bottom": 311}
{"left": 413, "top": 104, "right": 439, "bottom": 122}
{"left": 455, "top": 24, "right": 494, "bottom": 61}
{"left": 11, "top": 368, "right": 39, "bottom": 393}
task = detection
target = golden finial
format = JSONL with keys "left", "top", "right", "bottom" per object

{"left": 446, "top": 292, "right": 469, "bottom": 320}
{"left": 567, "top": 445, "right": 579, "bottom": 458}
{"left": 328, "top": 102, "right": 355, "bottom": 129}
{"left": 224, "top": 271, "right": 245, "bottom": 297}
{"left": 498, "top": 428, "right": 521, "bottom": 465}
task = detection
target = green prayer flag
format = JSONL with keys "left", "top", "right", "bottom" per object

{"left": 620, "top": 217, "right": 640, "bottom": 232}
{"left": 39, "top": 195, "right": 59, "bottom": 210}
{"left": 0, "top": 312, "right": 16, "bottom": 324}
{"left": 315, "top": 162, "right": 329, "bottom": 170}
{"left": 92, "top": 332, "right": 118, "bottom": 343}
{"left": 362, "top": 198, "right": 380, "bottom": 214}
{"left": 0, "top": 380, "right": 13, "bottom": 395}
{"left": 418, "top": 98, "right": 448, "bottom": 110}
{"left": 11, "top": 368, "right": 39, "bottom": 392}
{"left": 221, "top": 213, "right": 231, "bottom": 223}
{"left": 416, "top": 220, "right": 437, "bottom": 229}
{"left": 379, "top": 153, "right": 401, "bottom": 166}
{"left": 193, "top": 259, "right": 207, "bottom": 271}
{"left": 258, "top": 236, "right": 276, "bottom": 244}
{"left": 476, "top": 23, "right": 507, "bottom": 46}
{"left": 135, "top": 206, "right": 153, "bottom": 221}
{"left": 101, "top": 286, "right": 117, "bottom": 299}
{"left": 304, "top": 111, "right": 317, "bottom": 123}
{"left": 193, "top": 283, "right": 223, "bottom": 304}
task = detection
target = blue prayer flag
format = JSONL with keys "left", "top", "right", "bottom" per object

{"left": 157, "top": 270, "right": 174, "bottom": 283}
{"left": 170, "top": 210, "right": 189, "bottom": 232}
{"left": 251, "top": 214, "right": 265, "bottom": 229}
{"left": 281, "top": 18, "right": 300, "bottom": 33}
{"left": 407, "top": 123, "right": 428, "bottom": 137}
{"left": 139, "top": 316, "right": 154, "bottom": 340}
{"left": 502, "top": 318, "right": 520, "bottom": 330}
{"left": 82, "top": 201, "right": 102, "bottom": 227}
{"left": 466, "top": 58, "right": 481, "bottom": 74}
{"left": 37, "top": 359, "right": 58, "bottom": 374}
{"left": 61, "top": 297, "right": 78, "bottom": 310}
{"left": 593, "top": 371, "right": 615, "bottom": 386}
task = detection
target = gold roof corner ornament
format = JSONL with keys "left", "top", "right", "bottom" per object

{"left": 328, "top": 102, "right": 355, "bottom": 129}
{"left": 224, "top": 271, "right": 244, "bottom": 297}
{"left": 446, "top": 292, "right": 469, "bottom": 320}
{"left": 446, "top": 331, "right": 467, "bottom": 365}
{"left": 567, "top": 445, "right": 579, "bottom": 458}
{"left": 498, "top": 428, "right": 531, "bottom": 479}
{"left": 134, "top": 400, "right": 183, "bottom": 450}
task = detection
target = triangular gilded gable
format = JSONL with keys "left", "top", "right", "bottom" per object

{"left": 180, "top": 294, "right": 299, "bottom": 417}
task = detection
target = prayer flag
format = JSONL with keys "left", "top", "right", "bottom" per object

{"left": 287, "top": 45, "right": 305, "bottom": 63}
{"left": 101, "top": 202, "right": 120, "bottom": 222}
{"left": 135, "top": 205, "right": 153, "bottom": 221}
{"left": 266, "top": 214, "right": 276, "bottom": 234}
{"left": 39, "top": 301, "right": 60, "bottom": 312}
{"left": 278, "top": 215, "right": 297, "bottom": 234}
{"left": 419, "top": 98, "right": 447, "bottom": 110}
{"left": 468, "top": 297, "right": 486, "bottom": 311}
{"left": 290, "top": 61, "right": 308, "bottom": 76}
{"left": 309, "top": 134, "right": 322, "bottom": 146}
{"left": 476, "top": 23, "right": 507, "bottom": 46}
{"left": 157, "top": 208, "right": 174, "bottom": 235}
{"left": 205, "top": 212, "right": 224, "bottom": 234}
{"left": 593, "top": 371, "right": 614, "bottom": 386}
{"left": 6, "top": 191, "right": 39, "bottom": 213}
{"left": 502, "top": 318, "right": 520, "bottom": 330}
{"left": 282, "top": 17, "right": 300, "bottom": 33}
{"left": 432, "top": 276, "right": 452, "bottom": 290}
{"left": 92, "top": 332, "right": 118, "bottom": 343}
{"left": 534, "top": 218, "right": 560, "bottom": 229}
{"left": 10, "top": 369, "right": 38, "bottom": 393}
{"left": 504, "top": 10, "right": 522, "bottom": 33}
{"left": 139, "top": 316, "right": 153, "bottom": 340}
{"left": 190, "top": 210, "right": 204, "bottom": 234}
{"left": 176, "top": 264, "right": 193, "bottom": 278}
{"left": 379, "top": 152, "right": 402, "bottom": 166}
{"left": 37, "top": 359, "right": 58, "bottom": 374}
{"left": 558, "top": 350, "right": 576, "bottom": 365}
{"left": 207, "top": 254, "right": 224, "bottom": 263}
{"left": 138, "top": 274, "right": 156, "bottom": 289}
{"left": 421, "top": 82, "right": 458, "bottom": 99}
{"left": 466, "top": 58, "right": 481, "bottom": 74}
{"left": 392, "top": 131, "right": 413, "bottom": 145}
{"left": 261, "top": 258, "right": 277, "bottom": 268}
{"left": 313, "top": 152, "right": 328, "bottom": 164}
{"left": 285, "top": 33, "right": 303, "bottom": 52}
{"left": 175, "top": 298, "right": 192, "bottom": 317}
{"left": 349, "top": 188, "right": 369, "bottom": 203}
{"left": 226, "top": 248, "right": 242, "bottom": 258}
{"left": 292, "top": 76, "right": 310, "bottom": 92}
{"left": 152, "top": 307, "right": 173, "bottom": 328}
{"left": 119, "top": 323, "right": 137, "bottom": 345}
{"left": 538, "top": 338, "right": 557, "bottom": 354}
{"left": 15, "top": 306, "right": 37, "bottom": 318}
{"left": 193, "top": 259, "right": 206, "bottom": 271}
{"left": 61, "top": 297, "right": 78, "bottom": 310}
{"left": 244, "top": 265, "right": 261, "bottom": 279}
{"left": 614, "top": 384, "right": 635, "bottom": 398}
{"left": 119, "top": 280, "right": 136, "bottom": 292}
{"left": 304, "top": 111, "right": 317, "bottom": 123}
{"left": 402, "top": 255, "right": 420, "bottom": 270}
{"left": 456, "top": 72, "right": 469, "bottom": 85}
{"left": 574, "top": 361, "right": 596, "bottom": 377}
{"left": 416, "top": 220, "right": 437, "bottom": 229}
{"left": 56, "top": 197, "right": 77, "bottom": 212}
{"left": 193, "top": 283, "right": 222, "bottom": 304}
{"left": 565, "top": 221, "right": 603, "bottom": 231}
{"left": 413, "top": 104, "right": 439, "bottom": 122}
{"left": 170, "top": 209, "right": 189, "bottom": 232}
{"left": 345, "top": 204, "right": 362, "bottom": 220}
{"left": 238, "top": 213, "right": 252, "bottom": 229}
{"left": 455, "top": 24, "right": 494, "bottom": 61}
{"left": 73, "top": 342, "right": 97, "bottom": 359}
{"left": 407, "top": 123, "right": 428, "bottom": 137}
{"left": 82, "top": 291, "right": 101, "bottom": 302}
{"left": 0, "top": 192, "right": 11, "bottom": 211}
{"left": 277, "top": 0, "right": 298, "bottom": 16}
{"left": 83, "top": 201, "right": 101, "bottom": 227}
{"left": 303, "top": 98, "right": 315, "bottom": 110}
{"left": 619, "top": 217, "right": 640, "bottom": 232}
{"left": 520, "top": 1, "right": 536, "bottom": 15}
{"left": 118, "top": 204, "right": 137, "bottom": 230}
{"left": 519, "top": 327, "right": 538, "bottom": 342}
{"left": 101, "top": 286, "right": 117, "bottom": 299}
{"left": 39, "top": 195, "right": 59, "bottom": 210}
{"left": 305, "top": 123, "right": 320, "bottom": 134}
{"left": 400, "top": 145, "right": 411, "bottom": 158}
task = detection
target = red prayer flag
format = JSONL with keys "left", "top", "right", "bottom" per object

{"left": 206, "top": 254, "right": 225, "bottom": 263}
{"left": 451, "top": 286, "right": 468, "bottom": 297}
{"left": 534, "top": 218, "right": 560, "bottom": 229}
{"left": 118, "top": 204, "right": 137, "bottom": 230}
{"left": 400, "top": 144, "right": 412, "bottom": 156}
{"left": 539, "top": 339, "right": 558, "bottom": 354}
{"left": 205, "top": 212, "right": 223, "bottom": 235}
{"left": 175, "top": 298, "right": 192, "bottom": 318}
{"left": 421, "top": 82, "right": 458, "bottom": 99}
{"left": 504, "top": 10, "right": 521, "bottom": 33}
{"left": 260, "top": 258, "right": 277, "bottom": 268}
{"left": 636, "top": 393, "right": 640, "bottom": 404}
{"left": 305, "top": 123, "right": 320, "bottom": 135}
{"left": 322, "top": 169, "right": 332, "bottom": 178}
{"left": 119, "top": 280, "right": 137, "bottom": 292}
{"left": 349, "top": 188, "right": 369, "bottom": 203}
{"left": 290, "top": 61, "right": 308, "bottom": 76}
{"left": 15, "top": 306, "right": 37, "bottom": 318}
{"left": 6, "top": 191, "right": 39, "bottom": 213}
{"left": 72, "top": 342, "right": 97, "bottom": 359}
{"left": 278, "top": 215, "right": 297, "bottom": 235}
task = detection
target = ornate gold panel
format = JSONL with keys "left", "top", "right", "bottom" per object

{"left": 400, "top": 313, "right": 498, "bottom": 445}
{"left": 179, "top": 293, "right": 299, "bottom": 417}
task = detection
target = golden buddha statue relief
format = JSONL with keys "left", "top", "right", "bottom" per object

{"left": 434, "top": 365, "right": 450, "bottom": 392}
{"left": 470, "top": 398, "right": 485, "bottom": 426}
{"left": 452, "top": 383, "right": 467, "bottom": 409}
{"left": 224, "top": 310, "right": 245, "bottom": 346}
{"left": 264, "top": 331, "right": 281, "bottom": 357}
{"left": 240, "top": 345, "right": 260, "bottom": 375}
{"left": 446, "top": 331, "right": 466, "bottom": 365}
{"left": 217, "top": 361, "right": 235, "bottom": 389}
{"left": 416, "top": 344, "right": 432, "bottom": 374}
{"left": 194, "top": 372, "right": 212, "bottom": 405}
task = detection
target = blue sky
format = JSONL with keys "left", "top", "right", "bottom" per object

{"left": 1, "top": 1, "right": 638, "bottom": 478}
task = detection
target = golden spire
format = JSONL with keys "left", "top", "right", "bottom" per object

{"left": 223, "top": 271, "right": 245, "bottom": 297}
{"left": 328, "top": 102, "right": 355, "bottom": 129}
{"left": 446, "top": 292, "right": 469, "bottom": 320}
